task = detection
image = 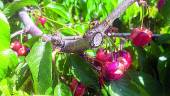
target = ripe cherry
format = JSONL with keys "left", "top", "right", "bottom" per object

{"left": 70, "top": 78, "right": 79, "bottom": 93}
{"left": 157, "top": 0, "right": 165, "bottom": 10}
{"left": 74, "top": 83, "right": 86, "bottom": 96}
{"left": 111, "top": 68, "right": 124, "bottom": 80}
{"left": 103, "top": 61, "right": 124, "bottom": 81}
{"left": 130, "top": 27, "right": 152, "bottom": 47}
{"left": 96, "top": 48, "right": 113, "bottom": 63}
{"left": 113, "top": 50, "right": 132, "bottom": 69}
{"left": 17, "top": 45, "right": 27, "bottom": 56}
{"left": 38, "top": 16, "right": 47, "bottom": 27}
{"left": 10, "top": 40, "right": 22, "bottom": 51}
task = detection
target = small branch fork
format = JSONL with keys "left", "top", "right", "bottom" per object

{"left": 12, "top": 0, "right": 158, "bottom": 53}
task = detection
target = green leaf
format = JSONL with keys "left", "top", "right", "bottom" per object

{"left": 24, "top": 36, "right": 41, "bottom": 48}
{"left": 101, "top": 85, "right": 109, "bottom": 96}
{"left": 0, "top": 1, "right": 4, "bottom": 9}
{"left": 12, "top": 90, "right": 29, "bottom": 96}
{"left": 85, "top": 49, "right": 96, "bottom": 57}
{"left": 54, "top": 82, "right": 72, "bottom": 96}
{"left": 15, "top": 63, "right": 31, "bottom": 90}
{"left": 0, "top": 12, "right": 18, "bottom": 80}
{"left": 150, "top": 42, "right": 162, "bottom": 56}
{"left": 61, "top": 28, "right": 78, "bottom": 36}
{"left": 74, "top": 23, "right": 88, "bottom": 36}
{"left": 42, "top": 0, "right": 52, "bottom": 6}
{"left": 148, "top": 6, "right": 158, "bottom": 18}
{"left": 157, "top": 51, "right": 170, "bottom": 94}
{"left": 108, "top": 71, "right": 162, "bottom": 96}
{"left": 157, "top": 34, "right": 170, "bottom": 44}
{"left": 26, "top": 41, "right": 52, "bottom": 94}
{"left": 108, "top": 77, "right": 146, "bottom": 96}
{"left": 128, "top": 71, "right": 163, "bottom": 96}
{"left": 106, "top": 70, "right": 163, "bottom": 96}
{"left": 0, "top": 49, "right": 18, "bottom": 80}
{"left": 55, "top": 54, "right": 70, "bottom": 75}
{"left": 3, "top": 0, "right": 38, "bottom": 17}
{"left": 159, "top": 0, "right": 170, "bottom": 19}
{"left": 122, "top": 3, "right": 140, "bottom": 23}
{"left": 0, "top": 12, "right": 10, "bottom": 51}
{"left": 136, "top": 47, "right": 147, "bottom": 70}
{"left": 0, "top": 78, "right": 29, "bottom": 96}
{"left": 69, "top": 54, "right": 98, "bottom": 87}
{"left": 45, "top": 3, "right": 71, "bottom": 21}
{"left": 0, "top": 78, "right": 13, "bottom": 96}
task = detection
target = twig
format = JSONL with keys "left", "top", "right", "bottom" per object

{"left": 11, "top": 30, "right": 24, "bottom": 38}
{"left": 106, "top": 33, "right": 160, "bottom": 37}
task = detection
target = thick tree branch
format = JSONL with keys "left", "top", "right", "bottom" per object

{"left": 17, "top": 0, "right": 136, "bottom": 53}
{"left": 85, "top": 0, "right": 136, "bottom": 36}
{"left": 63, "top": 0, "right": 136, "bottom": 52}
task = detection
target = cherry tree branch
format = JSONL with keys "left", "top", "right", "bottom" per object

{"left": 18, "top": 7, "right": 43, "bottom": 36}
{"left": 16, "top": 0, "right": 137, "bottom": 53}
{"left": 11, "top": 29, "right": 24, "bottom": 38}
{"left": 85, "top": 0, "right": 136, "bottom": 36}
{"left": 107, "top": 33, "right": 160, "bottom": 37}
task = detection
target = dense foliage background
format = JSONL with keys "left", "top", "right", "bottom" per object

{"left": 0, "top": 0, "right": 170, "bottom": 95}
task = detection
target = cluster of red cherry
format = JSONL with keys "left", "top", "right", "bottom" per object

{"left": 96, "top": 27, "right": 152, "bottom": 86}
{"left": 95, "top": 48, "right": 132, "bottom": 84}
{"left": 10, "top": 40, "right": 29, "bottom": 56}
{"left": 70, "top": 78, "right": 86, "bottom": 96}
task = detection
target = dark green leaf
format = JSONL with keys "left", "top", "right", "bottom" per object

{"left": 108, "top": 71, "right": 162, "bottom": 96}
{"left": 157, "top": 34, "right": 170, "bottom": 44}
{"left": 157, "top": 51, "right": 170, "bottom": 94}
{"left": 108, "top": 78, "right": 148, "bottom": 96}
{"left": 128, "top": 71, "right": 163, "bottom": 96}
{"left": 69, "top": 54, "right": 98, "bottom": 87}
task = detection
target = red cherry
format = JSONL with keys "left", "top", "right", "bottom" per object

{"left": 70, "top": 78, "right": 79, "bottom": 93}
{"left": 38, "top": 16, "right": 47, "bottom": 27}
{"left": 74, "top": 83, "right": 86, "bottom": 96}
{"left": 130, "top": 27, "right": 152, "bottom": 47}
{"left": 111, "top": 68, "right": 124, "bottom": 80}
{"left": 157, "top": 0, "right": 165, "bottom": 10}
{"left": 103, "top": 61, "right": 124, "bottom": 81}
{"left": 96, "top": 48, "right": 113, "bottom": 63}
{"left": 10, "top": 40, "right": 22, "bottom": 51}
{"left": 17, "top": 45, "right": 27, "bottom": 56}
{"left": 113, "top": 50, "right": 132, "bottom": 69}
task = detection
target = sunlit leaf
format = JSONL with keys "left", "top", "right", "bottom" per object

{"left": 26, "top": 41, "right": 52, "bottom": 94}
{"left": 54, "top": 82, "right": 72, "bottom": 96}
{"left": 3, "top": 0, "right": 38, "bottom": 17}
